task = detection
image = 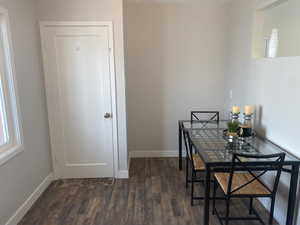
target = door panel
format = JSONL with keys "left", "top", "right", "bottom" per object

{"left": 41, "top": 25, "right": 114, "bottom": 178}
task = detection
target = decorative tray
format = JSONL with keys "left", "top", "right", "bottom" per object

{"left": 223, "top": 129, "right": 256, "bottom": 143}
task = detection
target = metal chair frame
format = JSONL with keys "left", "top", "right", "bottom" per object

{"left": 213, "top": 153, "right": 286, "bottom": 225}
{"left": 183, "top": 129, "right": 206, "bottom": 205}
{"left": 190, "top": 111, "right": 220, "bottom": 127}
{"left": 183, "top": 111, "right": 220, "bottom": 205}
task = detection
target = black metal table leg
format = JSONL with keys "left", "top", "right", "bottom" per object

{"left": 204, "top": 165, "right": 211, "bottom": 225}
{"left": 286, "top": 165, "right": 299, "bottom": 225}
{"left": 178, "top": 121, "right": 183, "bottom": 170}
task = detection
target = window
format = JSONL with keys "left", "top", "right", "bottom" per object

{"left": 0, "top": 7, "right": 23, "bottom": 166}
{"left": 0, "top": 80, "right": 9, "bottom": 146}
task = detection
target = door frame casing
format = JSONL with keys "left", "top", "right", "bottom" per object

{"left": 40, "top": 21, "right": 119, "bottom": 179}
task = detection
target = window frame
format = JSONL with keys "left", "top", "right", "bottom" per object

{"left": 0, "top": 7, "right": 24, "bottom": 166}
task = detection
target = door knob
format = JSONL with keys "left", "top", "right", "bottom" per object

{"left": 104, "top": 113, "right": 112, "bottom": 119}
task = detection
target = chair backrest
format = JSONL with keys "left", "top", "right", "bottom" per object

{"left": 227, "top": 153, "right": 286, "bottom": 195}
{"left": 183, "top": 129, "right": 196, "bottom": 169}
{"left": 190, "top": 111, "right": 219, "bottom": 122}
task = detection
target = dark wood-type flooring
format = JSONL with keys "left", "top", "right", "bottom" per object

{"left": 18, "top": 158, "right": 279, "bottom": 225}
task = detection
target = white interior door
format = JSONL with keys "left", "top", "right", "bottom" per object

{"left": 40, "top": 23, "right": 115, "bottom": 178}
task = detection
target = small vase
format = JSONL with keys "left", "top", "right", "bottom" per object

{"left": 227, "top": 131, "right": 238, "bottom": 143}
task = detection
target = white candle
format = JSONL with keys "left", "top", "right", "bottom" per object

{"left": 232, "top": 106, "right": 240, "bottom": 114}
{"left": 244, "top": 105, "right": 253, "bottom": 115}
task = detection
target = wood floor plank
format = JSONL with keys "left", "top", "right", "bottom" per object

{"left": 18, "top": 158, "right": 279, "bottom": 225}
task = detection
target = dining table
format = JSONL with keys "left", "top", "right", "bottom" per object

{"left": 178, "top": 119, "right": 300, "bottom": 225}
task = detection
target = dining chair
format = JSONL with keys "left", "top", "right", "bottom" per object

{"left": 212, "top": 152, "right": 285, "bottom": 225}
{"left": 190, "top": 111, "right": 220, "bottom": 123}
{"left": 182, "top": 111, "right": 219, "bottom": 205}
{"left": 183, "top": 128, "right": 206, "bottom": 206}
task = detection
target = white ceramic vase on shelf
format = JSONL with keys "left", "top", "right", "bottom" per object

{"left": 268, "top": 28, "right": 279, "bottom": 58}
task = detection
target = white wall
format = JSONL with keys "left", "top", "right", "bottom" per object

{"left": 0, "top": 0, "right": 52, "bottom": 224}
{"left": 37, "top": 0, "right": 128, "bottom": 172}
{"left": 225, "top": 0, "right": 300, "bottom": 224}
{"left": 125, "top": 0, "right": 228, "bottom": 156}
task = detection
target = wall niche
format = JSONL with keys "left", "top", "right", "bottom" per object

{"left": 252, "top": 0, "right": 300, "bottom": 58}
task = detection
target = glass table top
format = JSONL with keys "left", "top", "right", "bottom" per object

{"left": 184, "top": 121, "right": 299, "bottom": 165}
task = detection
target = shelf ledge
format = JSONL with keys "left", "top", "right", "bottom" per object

{"left": 256, "top": 0, "right": 288, "bottom": 11}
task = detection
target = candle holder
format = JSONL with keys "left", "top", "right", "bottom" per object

{"left": 240, "top": 113, "right": 253, "bottom": 137}
{"left": 244, "top": 113, "right": 253, "bottom": 122}
{"left": 230, "top": 112, "right": 240, "bottom": 122}
{"left": 238, "top": 113, "right": 254, "bottom": 149}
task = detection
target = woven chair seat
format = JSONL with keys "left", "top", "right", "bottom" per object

{"left": 214, "top": 173, "right": 271, "bottom": 195}
{"left": 192, "top": 154, "right": 205, "bottom": 171}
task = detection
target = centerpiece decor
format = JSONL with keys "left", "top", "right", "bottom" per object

{"left": 227, "top": 120, "right": 240, "bottom": 140}
{"left": 224, "top": 106, "right": 241, "bottom": 143}
{"left": 224, "top": 105, "right": 255, "bottom": 147}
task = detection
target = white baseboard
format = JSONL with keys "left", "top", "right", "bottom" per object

{"left": 116, "top": 170, "right": 129, "bottom": 179}
{"left": 129, "top": 150, "right": 185, "bottom": 158}
{"left": 5, "top": 173, "right": 54, "bottom": 225}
